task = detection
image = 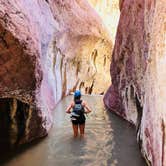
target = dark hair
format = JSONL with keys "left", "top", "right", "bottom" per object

{"left": 74, "top": 95, "right": 81, "bottom": 102}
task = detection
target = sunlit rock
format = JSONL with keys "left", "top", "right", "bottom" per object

{"left": 47, "top": 0, "right": 113, "bottom": 96}
{"left": 104, "top": 0, "right": 166, "bottom": 165}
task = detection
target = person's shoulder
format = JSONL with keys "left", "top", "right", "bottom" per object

{"left": 82, "top": 100, "right": 87, "bottom": 106}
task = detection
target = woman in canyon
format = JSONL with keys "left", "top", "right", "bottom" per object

{"left": 66, "top": 90, "right": 91, "bottom": 138}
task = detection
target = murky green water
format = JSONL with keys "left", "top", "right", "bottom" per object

{"left": 0, "top": 95, "right": 146, "bottom": 166}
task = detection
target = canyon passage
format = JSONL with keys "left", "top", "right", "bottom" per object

{"left": 0, "top": 0, "right": 165, "bottom": 166}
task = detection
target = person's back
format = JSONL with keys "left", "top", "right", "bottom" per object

{"left": 66, "top": 90, "right": 91, "bottom": 138}
{"left": 72, "top": 99, "right": 84, "bottom": 115}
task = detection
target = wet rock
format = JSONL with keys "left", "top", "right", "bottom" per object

{"left": 104, "top": 0, "right": 166, "bottom": 165}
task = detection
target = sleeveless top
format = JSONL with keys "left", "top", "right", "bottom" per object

{"left": 71, "top": 100, "right": 85, "bottom": 120}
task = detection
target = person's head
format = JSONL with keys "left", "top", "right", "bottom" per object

{"left": 74, "top": 90, "right": 81, "bottom": 101}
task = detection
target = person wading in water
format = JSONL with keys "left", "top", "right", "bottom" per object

{"left": 66, "top": 90, "right": 91, "bottom": 138}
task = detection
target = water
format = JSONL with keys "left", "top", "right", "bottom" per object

{"left": 0, "top": 95, "right": 146, "bottom": 166}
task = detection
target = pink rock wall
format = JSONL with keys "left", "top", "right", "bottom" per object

{"left": 0, "top": 0, "right": 56, "bottom": 147}
{"left": 104, "top": 0, "right": 166, "bottom": 165}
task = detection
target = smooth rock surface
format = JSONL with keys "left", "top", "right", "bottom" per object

{"left": 104, "top": 0, "right": 166, "bottom": 165}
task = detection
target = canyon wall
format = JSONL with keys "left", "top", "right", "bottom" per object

{"left": 104, "top": 0, "right": 166, "bottom": 165}
{"left": 48, "top": 0, "right": 113, "bottom": 96}
{"left": 0, "top": 0, "right": 56, "bottom": 148}
{"left": 0, "top": 0, "right": 112, "bottom": 148}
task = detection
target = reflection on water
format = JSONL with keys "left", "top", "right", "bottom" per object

{"left": 0, "top": 95, "right": 146, "bottom": 166}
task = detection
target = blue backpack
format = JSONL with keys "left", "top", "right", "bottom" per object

{"left": 71, "top": 100, "right": 84, "bottom": 118}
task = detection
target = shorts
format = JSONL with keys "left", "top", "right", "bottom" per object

{"left": 71, "top": 116, "right": 86, "bottom": 125}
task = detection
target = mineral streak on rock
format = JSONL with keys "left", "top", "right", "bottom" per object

{"left": 0, "top": 98, "right": 45, "bottom": 149}
{"left": 48, "top": 0, "right": 113, "bottom": 95}
{"left": 104, "top": 0, "right": 166, "bottom": 165}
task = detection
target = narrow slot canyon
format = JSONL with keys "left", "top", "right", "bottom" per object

{"left": 0, "top": 0, "right": 165, "bottom": 166}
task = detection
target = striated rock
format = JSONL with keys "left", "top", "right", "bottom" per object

{"left": 104, "top": 0, "right": 166, "bottom": 165}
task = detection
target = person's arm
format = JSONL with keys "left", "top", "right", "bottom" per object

{"left": 66, "top": 102, "right": 74, "bottom": 113}
{"left": 82, "top": 101, "right": 91, "bottom": 113}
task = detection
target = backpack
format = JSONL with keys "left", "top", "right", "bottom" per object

{"left": 71, "top": 100, "right": 84, "bottom": 118}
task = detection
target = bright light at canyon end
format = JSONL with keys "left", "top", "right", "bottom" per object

{"left": 88, "top": 0, "right": 120, "bottom": 42}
